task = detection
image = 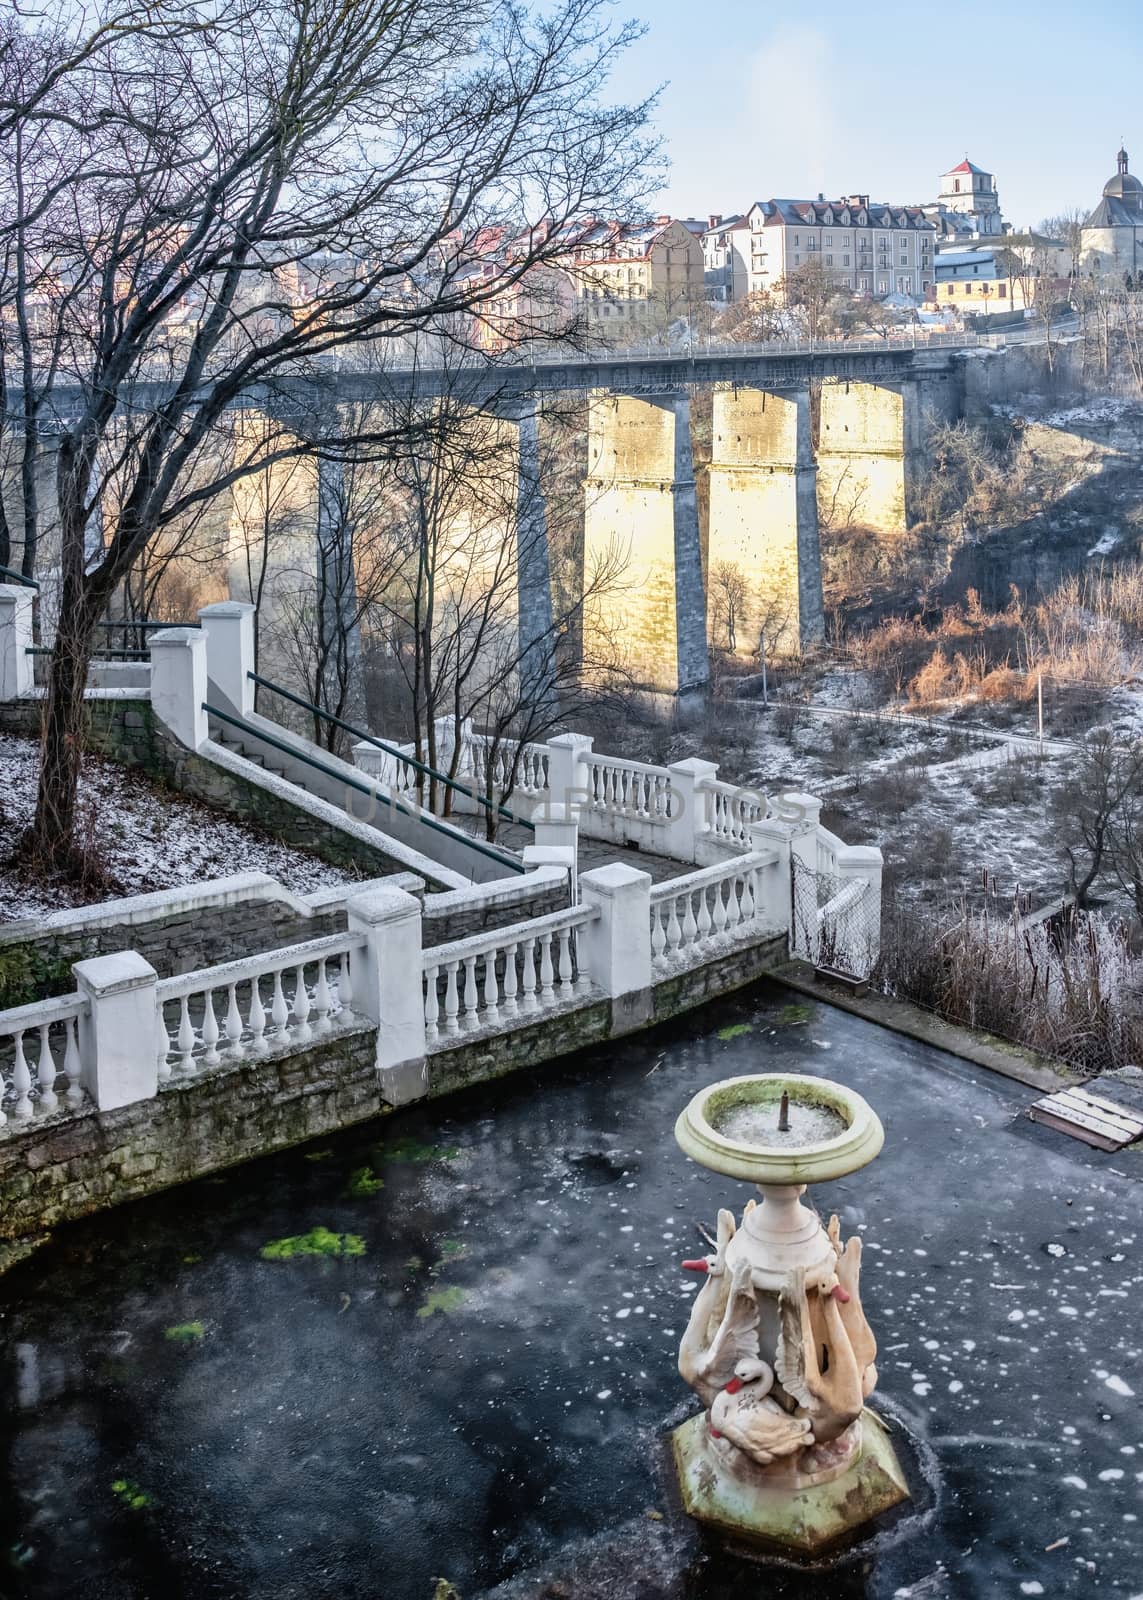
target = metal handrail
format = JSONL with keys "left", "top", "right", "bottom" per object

{"left": 0, "top": 564, "right": 38, "bottom": 589}
{"left": 96, "top": 618, "right": 199, "bottom": 631}
{"left": 203, "top": 700, "right": 525, "bottom": 876}
{"left": 25, "top": 645, "right": 151, "bottom": 658}
{"left": 247, "top": 671, "right": 533, "bottom": 833}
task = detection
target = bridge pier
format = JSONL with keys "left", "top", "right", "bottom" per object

{"left": 583, "top": 392, "right": 709, "bottom": 707}
{"left": 514, "top": 400, "right": 556, "bottom": 707}
{"left": 707, "top": 387, "right": 823, "bottom": 657}
{"left": 816, "top": 379, "right": 926, "bottom": 536}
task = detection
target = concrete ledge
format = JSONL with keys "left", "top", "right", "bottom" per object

{"left": 769, "top": 959, "right": 1077, "bottom": 1093}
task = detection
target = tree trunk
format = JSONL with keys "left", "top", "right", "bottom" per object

{"left": 29, "top": 586, "right": 97, "bottom": 870}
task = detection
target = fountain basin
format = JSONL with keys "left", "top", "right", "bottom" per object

{"left": 674, "top": 1071, "right": 884, "bottom": 1186}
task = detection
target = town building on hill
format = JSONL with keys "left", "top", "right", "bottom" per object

{"left": 560, "top": 216, "right": 706, "bottom": 330}
{"left": 701, "top": 214, "right": 748, "bottom": 303}
{"left": 725, "top": 196, "right": 935, "bottom": 302}
{"left": 1081, "top": 147, "right": 1143, "bottom": 280}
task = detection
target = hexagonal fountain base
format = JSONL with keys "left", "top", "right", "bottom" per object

{"left": 672, "top": 1408, "right": 910, "bottom": 1558}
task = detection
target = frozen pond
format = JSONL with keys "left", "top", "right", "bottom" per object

{"left": 0, "top": 983, "right": 1140, "bottom": 1598}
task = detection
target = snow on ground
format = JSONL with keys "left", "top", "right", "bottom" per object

{"left": 0, "top": 734, "right": 356, "bottom": 923}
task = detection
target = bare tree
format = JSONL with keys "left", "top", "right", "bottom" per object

{"left": 1037, "top": 210, "right": 1085, "bottom": 279}
{"left": 1056, "top": 731, "right": 1143, "bottom": 907}
{"left": 0, "top": 0, "right": 659, "bottom": 873}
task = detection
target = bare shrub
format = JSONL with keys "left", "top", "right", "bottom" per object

{"left": 878, "top": 894, "right": 1143, "bottom": 1073}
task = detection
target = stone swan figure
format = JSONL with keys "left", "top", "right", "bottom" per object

{"left": 774, "top": 1214, "right": 879, "bottom": 1442}
{"left": 678, "top": 1208, "right": 815, "bottom": 1468}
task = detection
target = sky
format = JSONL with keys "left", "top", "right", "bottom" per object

{"left": 604, "top": 0, "right": 1143, "bottom": 230}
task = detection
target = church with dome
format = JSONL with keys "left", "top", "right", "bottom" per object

{"left": 1082, "top": 147, "right": 1143, "bottom": 279}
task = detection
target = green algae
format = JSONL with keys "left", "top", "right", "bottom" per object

{"left": 346, "top": 1166, "right": 384, "bottom": 1197}
{"left": 777, "top": 1003, "right": 813, "bottom": 1025}
{"left": 303, "top": 1149, "right": 333, "bottom": 1163}
{"left": 380, "top": 1136, "right": 460, "bottom": 1165}
{"left": 716, "top": 1023, "right": 754, "bottom": 1041}
{"left": 181, "top": 1253, "right": 202, "bottom": 1265}
{"left": 260, "top": 1227, "right": 365, "bottom": 1261}
{"left": 110, "top": 1479, "right": 151, "bottom": 1512}
{"left": 416, "top": 1286, "right": 467, "bottom": 1318}
{"left": 164, "top": 1321, "right": 205, "bottom": 1343}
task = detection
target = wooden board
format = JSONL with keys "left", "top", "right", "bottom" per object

{"left": 1028, "top": 1084, "right": 1143, "bottom": 1151}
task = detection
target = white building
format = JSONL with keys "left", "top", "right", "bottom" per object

{"left": 926, "top": 158, "right": 1005, "bottom": 242}
{"left": 1081, "top": 147, "right": 1143, "bottom": 280}
{"left": 737, "top": 195, "right": 935, "bottom": 301}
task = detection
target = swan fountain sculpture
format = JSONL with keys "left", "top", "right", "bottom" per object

{"left": 672, "top": 1073, "right": 910, "bottom": 1555}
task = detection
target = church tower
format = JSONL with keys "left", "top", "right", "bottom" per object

{"left": 936, "top": 159, "right": 1002, "bottom": 237}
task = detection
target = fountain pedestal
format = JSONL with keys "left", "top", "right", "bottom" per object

{"left": 671, "top": 1074, "right": 910, "bottom": 1557}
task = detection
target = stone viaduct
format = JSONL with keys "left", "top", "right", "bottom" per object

{"left": 6, "top": 341, "right": 968, "bottom": 707}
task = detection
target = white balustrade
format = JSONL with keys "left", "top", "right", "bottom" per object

{"left": 0, "top": 995, "right": 88, "bottom": 1126}
{"left": 155, "top": 933, "right": 363, "bottom": 1078}
{"left": 462, "top": 731, "right": 550, "bottom": 801}
{"left": 816, "top": 825, "right": 844, "bottom": 878}
{"left": 649, "top": 853, "right": 771, "bottom": 975}
{"left": 422, "top": 906, "right": 598, "bottom": 1042}
{"left": 583, "top": 754, "right": 672, "bottom": 826}
{"left": 700, "top": 780, "right": 771, "bottom": 848}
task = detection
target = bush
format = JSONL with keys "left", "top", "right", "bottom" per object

{"left": 877, "top": 893, "right": 1143, "bottom": 1073}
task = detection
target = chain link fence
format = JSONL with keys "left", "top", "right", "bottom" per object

{"left": 791, "top": 856, "right": 880, "bottom": 982}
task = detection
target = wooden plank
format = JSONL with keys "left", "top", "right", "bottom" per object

{"left": 1046, "top": 1092, "right": 1143, "bottom": 1139}
{"left": 1027, "top": 1105, "right": 1123, "bottom": 1152}
{"left": 1043, "top": 1086, "right": 1143, "bottom": 1127}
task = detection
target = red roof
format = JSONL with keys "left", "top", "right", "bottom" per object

{"left": 947, "top": 158, "right": 990, "bottom": 176}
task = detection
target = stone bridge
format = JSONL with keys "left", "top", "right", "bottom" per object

{"left": 9, "top": 339, "right": 971, "bottom": 702}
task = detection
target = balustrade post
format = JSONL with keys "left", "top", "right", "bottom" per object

{"left": 198, "top": 601, "right": 256, "bottom": 716}
{"left": 149, "top": 628, "right": 209, "bottom": 751}
{"left": 543, "top": 732, "right": 593, "bottom": 817}
{"left": 836, "top": 844, "right": 884, "bottom": 964}
{"left": 747, "top": 818, "right": 794, "bottom": 934}
{"left": 666, "top": 757, "right": 718, "bottom": 863}
{"left": 73, "top": 952, "right": 160, "bottom": 1111}
{"left": 346, "top": 886, "right": 427, "bottom": 1105}
{"left": 0, "top": 585, "right": 34, "bottom": 701}
{"left": 525, "top": 801, "right": 579, "bottom": 902}
{"left": 579, "top": 864, "right": 652, "bottom": 1030}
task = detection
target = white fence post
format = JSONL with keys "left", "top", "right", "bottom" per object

{"left": 73, "top": 952, "right": 160, "bottom": 1111}
{"left": 526, "top": 800, "right": 579, "bottom": 902}
{"left": 782, "top": 792, "right": 822, "bottom": 877}
{"left": 544, "top": 732, "right": 592, "bottom": 813}
{"left": 666, "top": 756, "right": 718, "bottom": 862}
{"left": 748, "top": 818, "right": 794, "bottom": 934}
{"left": 347, "top": 886, "right": 426, "bottom": 1104}
{"left": 149, "top": 628, "right": 208, "bottom": 750}
{"left": 198, "top": 601, "right": 256, "bottom": 716}
{"left": 0, "top": 584, "right": 34, "bottom": 701}
{"left": 836, "top": 844, "right": 884, "bottom": 962}
{"left": 579, "top": 864, "right": 652, "bottom": 1027}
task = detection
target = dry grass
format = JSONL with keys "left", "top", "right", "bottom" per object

{"left": 878, "top": 892, "right": 1143, "bottom": 1073}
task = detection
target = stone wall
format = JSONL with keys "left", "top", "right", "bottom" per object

{"left": 0, "top": 930, "right": 787, "bottom": 1252}
{"left": 0, "top": 696, "right": 455, "bottom": 887}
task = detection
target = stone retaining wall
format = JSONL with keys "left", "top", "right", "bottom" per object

{"left": 0, "top": 930, "right": 786, "bottom": 1252}
{"left": 0, "top": 698, "right": 452, "bottom": 887}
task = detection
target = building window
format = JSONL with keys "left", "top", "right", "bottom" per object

{"left": 843, "top": 254, "right": 850, "bottom": 266}
{"left": 825, "top": 254, "right": 833, "bottom": 265}
{"left": 825, "top": 234, "right": 833, "bottom": 245}
{"left": 965, "top": 283, "right": 972, "bottom": 294}
{"left": 878, "top": 279, "right": 888, "bottom": 293}
{"left": 947, "top": 285, "right": 954, "bottom": 296}
{"left": 859, "top": 276, "right": 870, "bottom": 291}
{"left": 998, "top": 283, "right": 1007, "bottom": 298}
{"left": 792, "top": 233, "right": 799, "bottom": 245}
{"left": 954, "top": 179, "right": 961, "bottom": 192}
